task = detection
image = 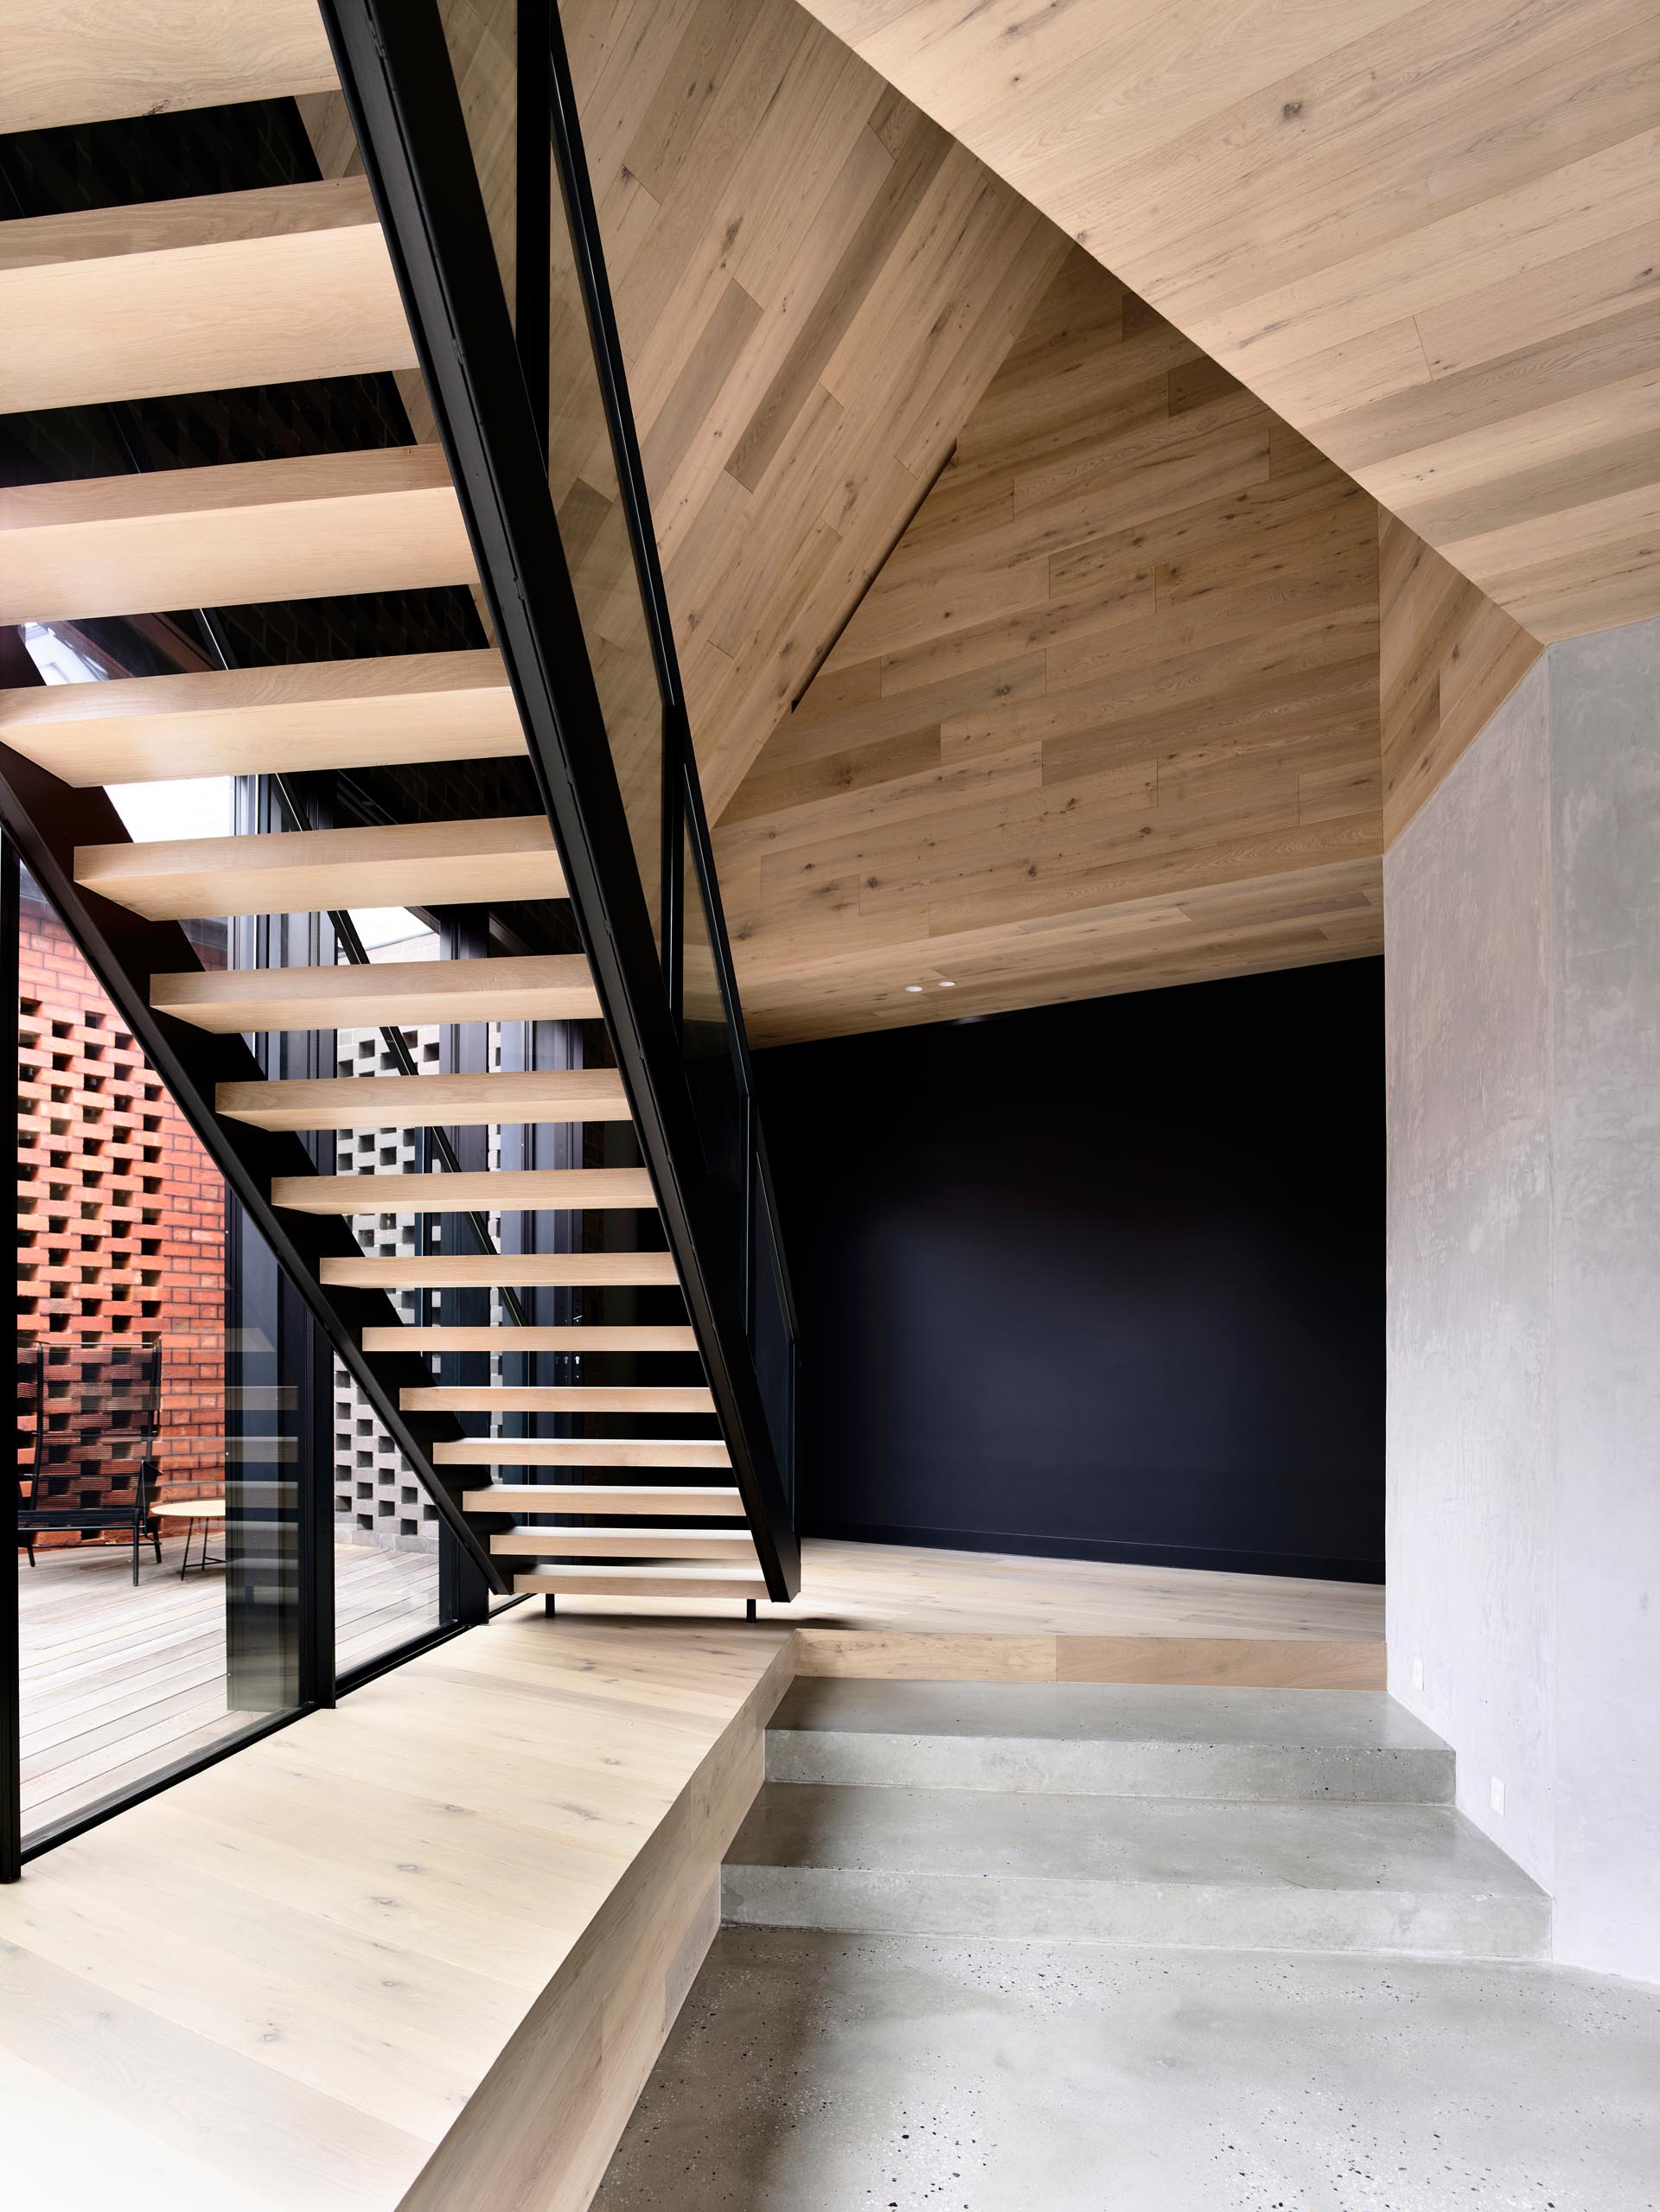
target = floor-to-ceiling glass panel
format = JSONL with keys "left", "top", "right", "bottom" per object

{"left": 14, "top": 862, "right": 303, "bottom": 1843}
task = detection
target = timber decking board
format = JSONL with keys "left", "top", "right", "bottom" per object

{"left": 789, "top": 0, "right": 1660, "bottom": 645}
{"left": 0, "top": 446, "right": 473, "bottom": 625}
{"left": 718, "top": 252, "right": 1383, "bottom": 1042}
{"left": 0, "top": 178, "right": 413, "bottom": 412}
{"left": 0, "top": 651, "right": 521, "bottom": 786}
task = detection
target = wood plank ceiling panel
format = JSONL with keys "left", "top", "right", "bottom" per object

{"left": 717, "top": 252, "right": 1384, "bottom": 1042}
{"left": 788, "top": 0, "right": 1660, "bottom": 647}
{"left": 300, "top": 0, "right": 1070, "bottom": 818}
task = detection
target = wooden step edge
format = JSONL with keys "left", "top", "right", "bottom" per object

{"left": 322, "top": 1254, "right": 681, "bottom": 1290}
{"left": 512, "top": 1567, "right": 769, "bottom": 1598}
{"left": 151, "top": 954, "right": 601, "bottom": 1032}
{"left": 271, "top": 1167, "right": 655, "bottom": 1214}
{"left": 402, "top": 1387, "right": 716, "bottom": 1412}
{"left": 216, "top": 1066, "right": 630, "bottom": 1131}
{"left": 366, "top": 1327, "right": 699, "bottom": 1353}
{"left": 489, "top": 1527, "right": 759, "bottom": 1558}
{"left": 77, "top": 815, "right": 565, "bottom": 921}
{"left": 461, "top": 1484, "right": 746, "bottom": 1514}
{"left": 436, "top": 1439, "right": 731, "bottom": 1467}
{"left": 0, "top": 3, "right": 338, "bottom": 137}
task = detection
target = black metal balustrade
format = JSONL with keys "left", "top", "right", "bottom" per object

{"left": 320, "top": 0, "right": 801, "bottom": 1589}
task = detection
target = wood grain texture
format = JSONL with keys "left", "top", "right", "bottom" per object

{"left": 1379, "top": 509, "right": 1544, "bottom": 842}
{"left": 296, "top": 0, "right": 1071, "bottom": 819}
{"left": 77, "top": 814, "right": 565, "bottom": 921}
{"left": 0, "top": 178, "right": 412, "bottom": 412}
{"left": 152, "top": 954, "right": 600, "bottom": 1034}
{"left": 488, "top": 1526, "right": 755, "bottom": 1558}
{"left": 0, "top": 0, "right": 336, "bottom": 132}
{"left": 272, "top": 1167, "right": 655, "bottom": 1214}
{"left": 379, "top": 1326, "right": 700, "bottom": 1355}
{"left": 217, "top": 1065, "right": 632, "bottom": 1132}
{"left": 0, "top": 447, "right": 473, "bottom": 625}
{"left": 0, "top": 651, "right": 521, "bottom": 787}
{"left": 329, "top": 1252, "right": 682, "bottom": 1293}
{"left": 718, "top": 252, "right": 1383, "bottom": 1042}
{"left": 790, "top": 0, "right": 1660, "bottom": 646}
{"left": 461, "top": 1482, "right": 748, "bottom": 1514}
{"left": 0, "top": 1547, "right": 1380, "bottom": 2208}
{"left": 412, "top": 1385, "right": 714, "bottom": 1413}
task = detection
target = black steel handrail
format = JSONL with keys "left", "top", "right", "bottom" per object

{"left": 321, "top": 0, "right": 801, "bottom": 1596}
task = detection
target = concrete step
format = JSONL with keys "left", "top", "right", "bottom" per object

{"left": 765, "top": 1681, "right": 1454, "bottom": 1803}
{"left": 722, "top": 1784, "right": 1550, "bottom": 1960}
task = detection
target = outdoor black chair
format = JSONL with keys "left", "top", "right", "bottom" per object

{"left": 16, "top": 1341, "right": 164, "bottom": 1585}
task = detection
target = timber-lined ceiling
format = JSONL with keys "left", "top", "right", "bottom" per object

{"left": 301, "top": 0, "right": 1070, "bottom": 817}
{"left": 563, "top": 0, "right": 1069, "bottom": 817}
{"left": 717, "top": 251, "right": 1383, "bottom": 1042}
{"left": 787, "top": 0, "right": 1660, "bottom": 647}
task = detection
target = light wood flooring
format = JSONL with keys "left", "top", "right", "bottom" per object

{"left": 0, "top": 1539, "right": 1384, "bottom": 2211}
{"left": 17, "top": 1539, "right": 442, "bottom": 1835}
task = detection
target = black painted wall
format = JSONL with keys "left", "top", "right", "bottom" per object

{"left": 757, "top": 960, "right": 1384, "bottom": 1582}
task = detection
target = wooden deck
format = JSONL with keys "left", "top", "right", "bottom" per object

{"left": 18, "top": 1539, "right": 442, "bottom": 1835}
{"left": 0, "top": 1539, "right": 1386, "bottom": 2211}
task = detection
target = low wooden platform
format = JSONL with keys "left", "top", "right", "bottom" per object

{"left": 0, "top": 1539, "right": 1385, "bottom": 2211}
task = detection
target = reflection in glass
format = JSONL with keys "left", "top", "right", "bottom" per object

{"left": 14, "top": 865, "right": 301, "bottom": 1841}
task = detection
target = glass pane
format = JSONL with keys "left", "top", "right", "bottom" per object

{"left": 15, "top": 866, "right": 300, "bottom": 1844}
{"left": 750, "top": 1173, "right": 796, "bottom": 1516}
{"left": 434, "top": 6, "right": 665, "bottom": 939}
{"left": 682, "top": 821, "right": 746, "bottom": 1233}
{"left": 546, "top": 143, "right": 664, "bottom": 942}
{"left": 328, "top": 915, "right": 446, "bottom": 1671}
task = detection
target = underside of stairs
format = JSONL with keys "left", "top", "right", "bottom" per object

{"left": 0, "top": 0, "right": 798, "bottom": 1613}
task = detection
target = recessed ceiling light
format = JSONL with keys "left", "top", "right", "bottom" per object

{"left": 903, "top": 984, "right": 924, "bottom": 993}
{"left": 937, "top": 979, "right": 956, "bottom": 988}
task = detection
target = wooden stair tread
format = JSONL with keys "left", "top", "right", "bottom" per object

{"left": 151, "top": 954, "right": 599, "bottom": 1034}
{"left": 434, "top": 1437, "right": 729, "bottom": 1467}
{"left": 461, "top": 1484, "right": 744, "bottom": 1515}
{"left": 79, "top": 815, "right": 565, "bottom": 921}
{"left": 0, "top": 445, "right": 471, "bottom": 626}
{"left": 513, "top": 1565, "right": 768, "bottom": 1598}
{"left": 0, "top": 178, "right": 412, "bottom": 413}
{"left": 403, "top": 1386, "right": 713, "bottom": 1413}
{"left": 273, "top": 1167, "right": 654, "bottom": 1214}
{"left": 217, "top": 1067, "right": 631, "bottom": 1132}
{"left": 324, "top": 1252, "right": 680, "bottom": 1291}
{"left": 367, "top": 1325, "right": 696, "bottom": 1353}
{"left": 0, "top": 651, "right": 520, "bottom": 787}
{"left": 489, "top": 1527, "right": 757, "bottom": 1559}
{"left": 0, "top": 2, "right": 336, "bottom": 134}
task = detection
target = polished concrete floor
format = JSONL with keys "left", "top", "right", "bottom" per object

{"left": 592, "top": 1928, "right": 1660, "bottom": 2211}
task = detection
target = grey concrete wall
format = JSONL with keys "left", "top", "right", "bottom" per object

{"left": 1385, "top": 660, "right": 1557, "bottom": 1890}
{"left": 1385, "top": 615, "right": 1660, "bottom": 1981}
{"left": 1548, "top": 622, "right": 1660, "bottom": 1980}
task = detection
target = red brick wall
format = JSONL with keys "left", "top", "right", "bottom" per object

{"left": 16, "top": 889, "right": 227, "bottom": 1546}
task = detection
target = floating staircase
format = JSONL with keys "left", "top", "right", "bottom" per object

{"left": 0, "top": 0, "right": 796, "bottom": 1613}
